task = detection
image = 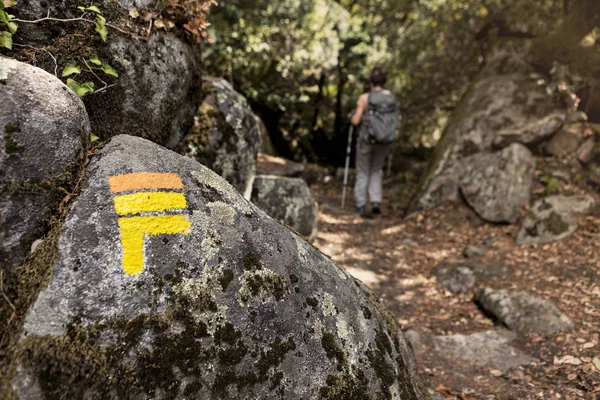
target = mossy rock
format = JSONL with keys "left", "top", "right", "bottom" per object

{"left": 3, "top": 135, "right": 425, "bottom": 400}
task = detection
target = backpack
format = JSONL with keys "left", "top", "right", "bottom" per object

{"left": 366, "top": 90, "right": 400, "bottom": 144}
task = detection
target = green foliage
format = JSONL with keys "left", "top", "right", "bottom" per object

{"left": 0, "top": 0, "right": 16, "bottom": 49}
{"left": 541, "top": 175, "right": 561, "bottom": 196}
{"left": 62, "top": 60, "right": 82, "bottom": 77}
{"left": 94, "top": 14, "right": 108, "bottom": 42}
{"left": 66, "top": 79, "right": 94, "bottom": 97}
{"left": 62, "top": 57, "right": 119, "bottom": 97}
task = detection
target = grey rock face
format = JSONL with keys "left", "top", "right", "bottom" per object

{"left": 463, "top": 244, "right": 488, "bottom": 258}
{"left": 460, "top": 143, "right": 535, "bottom": 223}
{"left": 493, "top": 112, "right": 565, "bottom": 149}
{"left": 588, "top": 141, "right": 600, "bottom": 185}
{"left": 475, "top": 289, "right": 573, "bottom": 336}
{"left": 251, "top": 175, "right": 318, "bottom": 240}
{"left": 178, "top": 78, "right": 260, "bottom": 194}
{"left": 516, "top": 195, "right": 596, "bottom": 245}
{"left": 577, "top": 136, "right": 598, "bottom": 165}
{"left": 0, "top": 57, "right": 88, "bottom": 270}
{"left": 257, "top": 153, "right": 305, "bottom": 178}
{"left": 9, "top": 135, "right": 423, "bottom": 400}
{"left": 408, "top": 54, "right": 554, "bottom": 213}
{"left": 85, "top": 33, "right": 199, "bottom": 147}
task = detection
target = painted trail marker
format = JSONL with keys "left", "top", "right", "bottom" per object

{"left": 108, "top": 172, "right": 191, "bottom": 276}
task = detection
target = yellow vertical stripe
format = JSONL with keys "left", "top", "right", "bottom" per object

{"left": 114, "top": 192, "right": 187, "bottom": 216}
{"left": 118, "top": 215, "right": 191, "bottom": 276}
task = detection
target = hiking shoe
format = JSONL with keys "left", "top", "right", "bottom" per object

{"left": 372, "top": 203, "right": 382, "bottom": 215}
{"left": 356, "top": 206, "right": 374, "bottom": 219}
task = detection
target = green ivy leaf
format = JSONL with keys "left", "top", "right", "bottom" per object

{"left": 61, "top": 61, "right": 81, "bottom": 77}
{"left": 7, "top": 21, "right": 17, "bottom": 34}
{"left": 90, "top": 133, "right": 100, "bottom": 142}
{"left": 77, "top": 6, "right": 85, "bottom": 12}
{"left": 86, "top": 5, "right": 101, "bottom": 14}
{"left": 89, "top": 55, "right": 102, "bottom": 65}
{"left": 66, "top": 78, "right": 94, "bottom": 97}
{"left": 95, "top": 14, "right": 108, "bottom": 41}
{"left": 100, "top": 63, "right": 119, "bottom": 77}
{"left": 0, "top": 9, "right": 8, "bottom": 24}
{"left": 0, "top": 31, "right": 12, "bottom": 50}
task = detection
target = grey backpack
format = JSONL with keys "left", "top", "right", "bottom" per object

{"left": 366, "top": 90, "right": 400, "bottom": 144}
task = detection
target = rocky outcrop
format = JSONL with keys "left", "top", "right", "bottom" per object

{"left": 475, "top": 289, "right": 573, "bottom": 336}
{"left": 178, "top": 78, "right": 260, "bottom": 195}
{"left": 587, "top": 141, "right": 600, "bottom": 186}
{"left": 251, "top": 175, "right": 318, "bottom": 239}
{"left": 516, "top": 195, "right": 596, "bottom": 245}
{"left": 6, "top": 135, "right": 423, "bottom": 400}
{"left": 459, "top": 143, "right": 535, "bottom": 223}
{"left": 408, "top": 53, "right": 555, "bottom": 214}
{"left": 545, "top": 123, "right": 585, "bottom": 157}
{"left": 493, "top": 111, "right": 565, "bottom": 149}
{"left": 10, "top": 1, "right": 200, "bottom": 146}
{"left": 0, "top": 57, "right": 88, "bottom": 271}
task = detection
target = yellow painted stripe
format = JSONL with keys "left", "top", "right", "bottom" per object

{"left": 118, "top": 214, "right": 191, "bottom": 276}
{"left": 113, "top": 191, "right": 187, "bottom": 216}
{"left": 108, "top": 172, "right": 184, "bottom": 193}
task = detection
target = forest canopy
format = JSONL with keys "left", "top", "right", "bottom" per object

{"left": 202, "top": 0, "right": 599, "bottom": 165}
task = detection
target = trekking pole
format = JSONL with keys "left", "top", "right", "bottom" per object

{"left": 341, "top": 124, "right": 355, "bottom": 209}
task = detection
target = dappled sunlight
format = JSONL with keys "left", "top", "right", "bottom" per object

{"left": 345, "top": 266, "right": 387, "bottom": 288}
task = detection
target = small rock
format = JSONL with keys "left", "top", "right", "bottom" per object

{"left": 516, "top": 195, "right": 596, "bottom": 245}
{"left": 251, "top": 175, "right": 318, "bottom": 239}
{"left": 545, "top": 125, "right": 584, "bottom": 157}
{"left": 435, "top": 264, "right": 476, "bottom": 293}
{"left": 256, "top": 152, "right": 305, "bottom": 177}
{"left": 463, "top": 244, "right": 488, "bottom": 258}
{"left": 577, "top": 137, "right": 597, "bottom": 165}
{"left": 565, "top": 111, "right": 588, "bottom": 124}
{"left": 475, "top": 288, "right": 574, "bottom": 336}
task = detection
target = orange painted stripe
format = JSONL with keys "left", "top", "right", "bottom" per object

{"left": 108, "top": 172, "right": 184, "bottom": 193}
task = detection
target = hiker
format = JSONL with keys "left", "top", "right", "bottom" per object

{"left": 350, "top": 68, "right": 400, "bottom": 218}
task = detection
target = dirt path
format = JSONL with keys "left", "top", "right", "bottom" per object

{"left": 311, "top": 183, "right": 600, "bottom": 400}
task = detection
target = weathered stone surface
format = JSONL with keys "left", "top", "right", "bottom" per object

{"left": 565, "top": 111, "right": 588, "bottom": 124}
{"left": 493, "top": 112, "right": 565, "bottom": 149}
{"left": 516, "top": 195, "right": 596, "bottom": 245}
{"left": 545, "top": 124, "right": 584, "bottom": 157}
{"left": 251, "top": 175, "right": 318, "bottom": 240}
{"left": 435, "top": 261, "right": 511, "bottom": 293}
{"left": 408, "top": 54, "right": 554, "bottom": 213}
{"left": 434, "top": 265, "right": 475, "bottom": 293}
{"left": 460, "top": 143, "right": 535, "bottom": 223}
{"left": 407, "top": 329, "right": 534, "bottom": 373}
{"left": 257, "top": 152, "right": 305, "bottom": 178}
{"left": 10, "top": 3, "right": 198, "bottom": 146}
{"left": 8, "top": 135, "right": 423, "bottom": 400}
{"left": 577, "top": 136, "right": 598, "bottom": 165}
{"left": 0, "top": 57, "right": 88, "bottom": 271}
{"left": 475, "top": 289, "right": 573, "bottom": 336}
{"left": 178, "top": 78, "right": 260, "bottom": 195}
{"left": 588, "top": 142, "right": 600, "bottom": 186}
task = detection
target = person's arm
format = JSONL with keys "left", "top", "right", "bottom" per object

{"left": 351, "top": 94, "right": 368, "bottom": 126}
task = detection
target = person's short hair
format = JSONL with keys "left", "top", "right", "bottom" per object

{"left": 369, "top": 68, "right": 387, "bottom": 86}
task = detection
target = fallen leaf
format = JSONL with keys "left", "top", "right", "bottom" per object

{"left": 583, "top": 342, "right": 596, "bottom": 349}
{"left": 554, "top": 355, "right": 582, "bottom": 365}
{"left": 490, "top": 369, "right": 503, "bottom": 377}
{"left": 128, "top": 8, "right": 139, "bottom": 18}
{"left": 593, "top": 357, "right": 600, "bottom": 371}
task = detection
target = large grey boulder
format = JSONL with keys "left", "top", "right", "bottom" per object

{"left": 408, "top": 54, "right": 554, "bottom": 213}
{"left": 6, "top": 135, "right": 423, "bottom": 400}
{"left": 475, "top": 289, "right": 573, "bottom": 336}
{"left": 459, "top": 143, "right": 535, "bottom": 223}
{"left": 10, "top": 2, "right": 199, "bottom": 147}
{"left": 492, "top": 112, "right": 565, "bottom": 149}
{"left": 516, "top": 195, "right": 596, "bottom": 245}
{"left": 0, "top": 57, "right": 89, "bottom": 271}
{"left": 178, "top": 78, "right": 260, "bottom": 195}
{"left": 251, "top": 175, "right": 318, "bottom": 240}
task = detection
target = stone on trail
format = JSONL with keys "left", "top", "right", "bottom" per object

{"left": 435, "top": 260, "right": 511, "bottom": 294}
{"left": 516, "top": 195, "right": 596, "bottom": 245}
{"left": 459, "top": 143, "right": 535, "bottom": 224}
{"left": 544, "top": 124, "right": 585, "bottom": 157}
{"left": 7, "top": 135, "right": 424, "bottom": 400}
{"left": 178, "top": 77, "right": 260, "bottom": 195}
{"left": 257, "top": 152, "right": 306, "bottom": 178}
{"left": 463, "top": 244, "right": 489, "bottom": 258}
{"left": 408, "top": 53, "right": 554, "bottom": 213}
{"left": 251, "top": 175, "right": 318, "bottom": 240}
{"left": 0, "top": 57, "right": 89, "bottom": 271}
{"left": 475, "top": 289, "right": 573, "bottom": 336}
